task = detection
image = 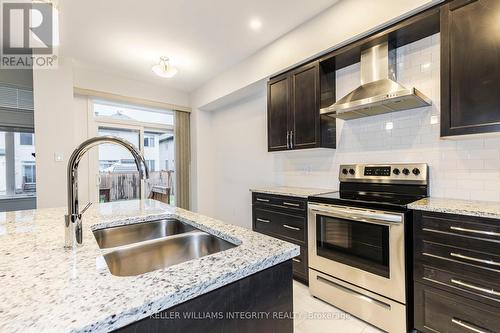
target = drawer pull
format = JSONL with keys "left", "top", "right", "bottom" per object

{"left": 283, "top": 202, "right": 301, "bottom": 207}
{"left": 292, "top": 258, "right": 301, "bottom": 263}
{"left": 451, "top": 318, "right": 491, "bottom": 333}
{"left": 450, "top": 279, "right": 500, "bottom": 297}
{"left": 450, "top": 226, "right": 500, "bottom": 237}
{"left": 256, "top": 198, "right": 270, "bottom": 203}
{"left": 256, "top": 218, "right": 270, "bottom": 223}
{"left": 283, "top": 224, "right": 300, "bottom": 231}
{"left": 450, "top": 252, "right": 500, "bottom": 267}
{"left": 317, "top": 275, "right": 391, "bottom": 310}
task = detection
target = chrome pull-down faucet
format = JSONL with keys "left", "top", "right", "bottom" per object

{"left": 64, "top": 136, "right": 149, "bottom": 249}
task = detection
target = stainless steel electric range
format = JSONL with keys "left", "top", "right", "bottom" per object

{"left": 307, "top": 163, "right": 429, "bottom": 333}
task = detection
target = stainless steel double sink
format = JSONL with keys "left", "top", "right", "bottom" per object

{"left": 93, "top": 219, "right": 236, "bottom": 277}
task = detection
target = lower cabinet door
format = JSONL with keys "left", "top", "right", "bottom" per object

{"left": 292, "top": 247, "right": 308, "bottom": 283}
{"left": 414, "top": 282, "right": 500, "bottom": 333}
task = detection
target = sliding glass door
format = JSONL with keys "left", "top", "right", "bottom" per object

{"left": 97, "top": 126, "right": 141, "bottom": 203}
{"left": 89, "top": 100, "right": 176, "bottom": 205}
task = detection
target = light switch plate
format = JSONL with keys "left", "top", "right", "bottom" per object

{"left": 54, "top": 152, "right": 64, "bottom": 162}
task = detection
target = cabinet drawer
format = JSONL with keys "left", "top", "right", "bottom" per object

{"left": 292, "top": 247, "right": 308, "bottom": 282}
{"left": 416, "top": 264, "right": 500, "bottom": 306}
{"left": 253, "top": 207, "right": 306, "bottom": 244}
{"left": 418, "top": 212, "right": 500, "bottom": 256}
{"left": 414, "top": 282, "right": 500, "bottom": 333}
{"left": 253, "top": 193, "right": 307, "bottom": 212}
{"left": 311, "top": 270, "right": 407, "bottom": 333}
{"left": 418, "top": 240, "right": 500, "bottom": 279}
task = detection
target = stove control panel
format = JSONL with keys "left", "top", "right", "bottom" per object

{"left": 339, "top": 163, "right": 428, "bottom": 185}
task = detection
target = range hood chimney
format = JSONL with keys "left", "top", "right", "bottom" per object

{"left": 321, "top": 41, "right": 431, "bottom": 120}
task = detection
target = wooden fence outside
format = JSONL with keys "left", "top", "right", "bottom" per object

{"left": 99, "top": 170, "right": 174, "bottom": 202}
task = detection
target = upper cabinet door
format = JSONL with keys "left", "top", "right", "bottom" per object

{"left": 268, "top": 74, "right": 290, "bottom": 151}
{"left": 290, "top": 62, "right": 320, "bottom": 149}
{"left": 441, "top": 0, "right": 500, "bottom": 136}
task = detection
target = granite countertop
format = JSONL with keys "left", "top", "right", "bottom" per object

{"left": 250, "top": 186, "right": 336, "bottom": 198}
{"left": 408, "top": 197, "right": 500, "bottom": 219}
{"left": 0, "top": 199, "right": 299, "bottom": 333}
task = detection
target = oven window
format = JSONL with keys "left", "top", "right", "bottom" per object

{"left": 316, "top": 215, "right": 390, "bottom": 278}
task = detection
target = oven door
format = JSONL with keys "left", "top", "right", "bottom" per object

{"left": 308, "top": 203, "right": 406, "bottom": 303}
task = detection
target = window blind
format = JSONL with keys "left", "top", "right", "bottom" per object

{"left": 0, "top": 84, "right": 34, "bottom": 132}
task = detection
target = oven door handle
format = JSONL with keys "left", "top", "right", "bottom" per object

{"left": 309, "top": 204, "right": 403, "bottom": 226}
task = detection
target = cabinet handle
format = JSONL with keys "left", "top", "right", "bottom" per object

{"left": 292, "top": 258, "right": 301, "bottom": 263}
{"left": 256, "top": 198, "right": 270, "bottom": 203}
{"left": 283, "top": 224, "right": 300, "bottom": 231}
{"left": 450, "top": 279, "right": 500, "bottom": 296}
{"left": 286, "top": 131, "right": 290, "bottom": 149}
{"left": 450, "top": 226, "right": 500, "bottom": 237}
{"left": 450, "top": 252, "right": 500, "bottom": 267}
{"left": 451, "top": 318, "right": 491, "bottom": 333}
{"left": 290, "top": 131, "right": 294, "bottom": 149}
{"left": 256, "top": 218, "right": 271, "bottom": 223}
{"left": 283, "top": 202, "right": 300, "bottom": 207}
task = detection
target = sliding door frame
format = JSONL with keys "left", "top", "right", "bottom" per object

{"left": 86, "top": 99, "right": 175, "bottom": 203}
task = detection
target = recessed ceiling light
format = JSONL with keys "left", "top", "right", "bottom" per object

{"left": 249, "top": 18, "right": 262, "bottom": 31}
{"left": 152, "top": 56, "right": 178, "bottom": 78}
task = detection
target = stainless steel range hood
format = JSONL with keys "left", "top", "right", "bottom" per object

{"left": 321, "top": 41, "right": 431, "bottom": 120}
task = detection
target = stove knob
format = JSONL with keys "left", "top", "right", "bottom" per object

{"left": 342, "top": 168, "right": 348, "bottom": 175}
{"left": 412, "top": 168, "right": 421, "bottom": 176}
{"left": 402, "top": 168, "right": 410, "bottom": 176}
{"left": 393, "top": 168, "right": 400, "bottom": 175}
{"left": 349, "top": 168, "right": 355, "bottom": 175}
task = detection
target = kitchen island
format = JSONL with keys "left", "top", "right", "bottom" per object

{"left": 0, "top": 199, "right": 299, "bottom": 333}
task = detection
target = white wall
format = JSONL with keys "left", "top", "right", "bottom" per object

{"left": 201, "top": 33, "right": 500, "bottom": 229}
{"left": 33, "top": 58, "right": 76, "bottom": 208}
{"left": 191, "top": 0, "right": 440, "bottom": 109}
{"left": 209, "top": 89, "right": 284, "bottom": 222}
{"left": 73, "top": 66, "right": 190, "bottom": 108}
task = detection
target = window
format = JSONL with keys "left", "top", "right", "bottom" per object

{"left": 0, "top": 131, "right": 36, "bottom": 197}
{"left": 93, "top": 101, "right": 174, "bottom": 125}
{"left": 144, "top": 136, "right": 155, "bottom": 147}
{"left": 146, "top": 160, "right": 156, "bottom": 172}
{"left": 99, "top": 160, "right": 119, "bottom": 171}
{"left": 19, "top": 133, "right": 33, "bottom": 145}
{"left": 22, "top": 162, "right": 36, "bottom": 183}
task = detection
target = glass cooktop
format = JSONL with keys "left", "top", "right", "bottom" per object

{"left": 309, "top": 190, "right": 425, "bottom": 211}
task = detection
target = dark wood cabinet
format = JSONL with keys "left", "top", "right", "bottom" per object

{"left": 413, "top": 210, "right": 500, "bottom": 332}
{"left": 441, "top": 0, "right": 500, "bottom": 137}
{"left": 267, "top": 62, "right": 336, "bottom": 152}
{"left": 115, "top": 261, "right": 293, "bottom": 333}
{"left": 252, "top": 192, "right": 309, "bottom": 283}
{"left": 290, "top": 63, "right": 319, "bottom": 149}
{"left": 268, "top": 74, "right": 290, "bottom": 151}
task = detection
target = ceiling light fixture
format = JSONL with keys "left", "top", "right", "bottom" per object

{"left": 152, "top": 56, "right": 178, "bottom": 78}
{"left": 249, "top": 18, "right": 262, "bottom": 31}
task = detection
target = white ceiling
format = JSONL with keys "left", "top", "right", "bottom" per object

{"left": 60, "top": 0, "right": 339, "bottom": 92}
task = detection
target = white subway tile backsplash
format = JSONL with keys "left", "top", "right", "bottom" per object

{"left": 333, "top": 33, "right": 499, "bottom": 201}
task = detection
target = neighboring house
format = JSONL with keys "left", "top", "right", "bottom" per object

{"left": 0, "top": 148, "right": 5, "bottom": 194}
{"left": 0, "top": 132, "right": 36, "bottom": 196}
{"left": 98, "top": 126, "right": 173, "bottom": 173}
{"left": 159, "top": 134, "right": 174, "bottom": 171}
